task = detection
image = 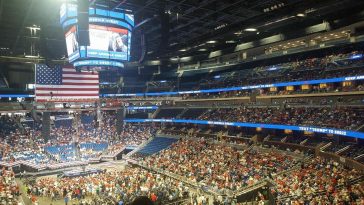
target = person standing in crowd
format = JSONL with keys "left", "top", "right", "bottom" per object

{"left": 64, "top": 193, "right": 69, "bottom": 205}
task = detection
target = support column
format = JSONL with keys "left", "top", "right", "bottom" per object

{"left": 116, "top": 107, "right": 126, "bottom": 135}
{"left": 41, "top": 112, "right": 50, "bottom": 142}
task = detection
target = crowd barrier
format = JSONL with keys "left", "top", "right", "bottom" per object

{"left": 0, "top": 160, "right": 89, "bottom": 172}
{"left": 318, "top": 151, "right": 364, "bottom": 171}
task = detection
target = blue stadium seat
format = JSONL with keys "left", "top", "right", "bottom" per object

{"left": 81, "top": 114, "right": 94, "bottom": 124}
{"left": 54, "top": 118, "right": 73, "bottom": 128}
{"left": 0, "top": 116, "right": 20, "bottom": 134}
{"left": 137, "top": 137, "right": 178, "bottom": 156}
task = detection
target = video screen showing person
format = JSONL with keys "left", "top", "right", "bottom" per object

{"left": 88, "top": 24, "right": 129, "bottom": 60}
{"left": 65, "top": 26, "right": 79, "bottom": 56}
{"left": 108, "top": 33, "right": 128, "bottom": 52}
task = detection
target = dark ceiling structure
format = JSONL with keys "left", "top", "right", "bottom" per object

{"left": 0, "top": 0, "right": 364, "bottom": 63}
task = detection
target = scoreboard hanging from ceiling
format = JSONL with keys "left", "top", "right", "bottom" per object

{"left": 60, "top": 1, "right": 134, "bottom": 68}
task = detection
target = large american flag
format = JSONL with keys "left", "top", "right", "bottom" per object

{"left": 35, "top": 65, "right": 99, "bottom": 102}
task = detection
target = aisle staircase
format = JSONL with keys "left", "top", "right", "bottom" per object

{"left": 176, "top": 108, "right": 188, "bottom": 118}
{"left": 151, "top": 108, "right": 162, "bottom": 119}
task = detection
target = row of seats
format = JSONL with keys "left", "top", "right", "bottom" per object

{"left": 137, "top": 137, "right": 178, "bottom": 156}
{"left": 101, "top": 50, "right": 364, "bottom": 94}
{"left": 0, "top": 115, "right": 20, "bottom": 135}
{"left": 54, "top": 119, "right": 73, "bottom": 128}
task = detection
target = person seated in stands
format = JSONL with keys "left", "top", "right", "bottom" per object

{"left": 274, "top": 157, "right": 364, "bottom": 204}
{"left": 137, "top": 138, "right": 298, "bottom": 191}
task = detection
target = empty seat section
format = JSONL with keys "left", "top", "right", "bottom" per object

{"left": 155, "top": 108, "right": 184, "bottom": 118}
{"left": 137, "top": 137, "right": 178, "bottom": 156}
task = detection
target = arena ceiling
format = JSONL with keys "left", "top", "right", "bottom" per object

{"left": 0, "top": 0, "right": 364, "bottom": 63}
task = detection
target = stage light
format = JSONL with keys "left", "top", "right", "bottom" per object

{"left": 350, "top": 54, "right": 363, "bottom": 59}
{"left": 244, "top": 28, "right": 257, "bottom": 32}
{"left": 206, "top": 40, "right": 217, "bottom": 44}
{"left": 25, "top": 55, "right": 40, "bottom": 58}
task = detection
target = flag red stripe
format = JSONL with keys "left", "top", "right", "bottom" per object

{"left": 63, "top": 72, "right": 99, "bottom": 76}
{"left": 36, "top": 94, "right": 99, "bottom": 97}
{"left": 36, "top": 87, "right": 99, "bottom": 91}
{"left": 36, "top": 99, "right": 98, "bottom": 102}
{"left": 62, "top": 82, "right": 99, "bottom": 86}
{"left": 62, "top": 77, "right": 99, "bottom": 81}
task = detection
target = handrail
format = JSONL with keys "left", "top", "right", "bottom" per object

{"left": 234, "top": 180, "right": 269, "bottom": 196}
{"left": 356, "top": 123, "right": 364, "bottom": 131}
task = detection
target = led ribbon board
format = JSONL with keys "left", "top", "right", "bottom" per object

{"left": 124, "top": 119, "right": 364, "bottom": 139}
{"left": 126, "top": 106, "right": 159, "bottom": 110}
{"left": 0, "top": 94, "right": 34, "bottom": 98}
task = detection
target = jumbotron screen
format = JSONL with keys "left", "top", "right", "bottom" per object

{"left": 60, "top": 3, "right": 134, "bottom": 66}
{"left": 65, "top": 25, "right": 130, "bottom": 62}
{"left": 65, "top": 26, "right": 79, "bottom": 59}
{"left": 88, "top": 25, "right": 129, "bottom": 60}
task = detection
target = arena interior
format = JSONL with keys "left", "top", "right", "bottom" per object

{"left": 0, "top": 0, "right": 364, "bottom": 204}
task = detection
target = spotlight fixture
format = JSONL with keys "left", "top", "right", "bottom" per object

{"left": 244, "top": 28, "right": 257, "bottom": 32}
{"left": 206, "top": 40, "right": 217, "bottom": 44}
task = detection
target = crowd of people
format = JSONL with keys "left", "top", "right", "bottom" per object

{"left": 29, "top": 167, "right": 189, "bottom": 205}
{"left": 99, "top": 50, "right": 364, "bottom": 95}
{"left": 44, "top": 119, "right": 155, "bottom": 163}
{"left": 197, "top": 51, "right": 364, "bottom": 90}
{"left": 0, "top": 115, "right": 20, "bottom": 136}
{"left": 0, "top": 168, "right": 20, "bottom": 205}
{"left": 137, "top": 138, "right": 299, "bottom": 192}
{"left": 274, "top": 157, "right": 364, "bottom": 204}
{"left": 0, "top": 112, "right": 156, "bottom": 166}
{"left": 0, "top": 115, "right": 48, "bottom": 165}
{"left": 0, "top": 112, "right": 363, "bottom": 204}
{"left": 181, "top": 79, "right": 364, "bottom": 100}
{"left": 198, "top": 106, "right": 364, "bottom": 130}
